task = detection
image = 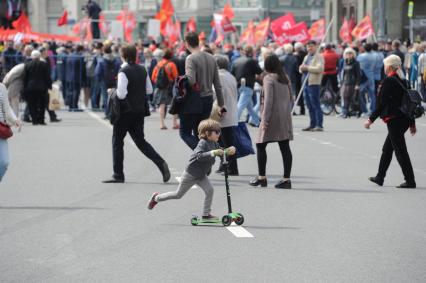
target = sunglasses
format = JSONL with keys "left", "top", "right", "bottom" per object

{"left": 210, "top": 130, "right": 221, "bottom": 135}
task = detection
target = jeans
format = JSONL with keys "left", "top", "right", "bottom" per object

{"left": 179, "top": 96, "right": 213, "bottom": 150}
{"left": 99, "top": 81, "right": 108, "bottom": 114}
{"left": 376, "top": 117, "right": 415, "bottom": 184}
{"left": 237, "top": 86, "right": 259, "bottom": 125}
{"left": 67, "top": 83, "right": 81, "bottom": 110}
{"left": 0, "top": 138, "right": 9, "bottom": 182}
{"left": 360, "top": 78, "right": 376, "bottom": 113}
{"left": 112, "top": 112, "right": 165, "bottom": 179}
{"left": 304, "top": 85, "right": 323, "bottom": 128}
{"left": 249, "top": 90, "right": 261, "bottom": 125}
{"left": 91, "top": 78, "right": 101, "bottom": 109}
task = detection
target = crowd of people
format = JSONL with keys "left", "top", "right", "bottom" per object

{"left": 1, "top": 32, "right": 424, "bottom": 215}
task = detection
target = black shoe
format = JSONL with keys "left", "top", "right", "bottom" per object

{"left": 50, "top": 118, "right": 62, "bottom": 122}
{"left": 249, "top": 177, "right": 267, "bottom": 187}
{"left": 159, "top": 161, "right": 171, "bottom": 183}
{"left": 39, "top": 122, "right": 47, "bottom": 126}
{"left": 275, "top": 180, "right": 292, "bottom": 189}
{"left": 102, "top": 177, "right": 124, "bottom": 183}
{"left": 368, "top": 176, "right": 383, "bottom": 187}
{"left": 302, "top": 127, "right": 313, "bottom": 131}
{"left": 396, "top": 182, "right": 416, "bottom": 189}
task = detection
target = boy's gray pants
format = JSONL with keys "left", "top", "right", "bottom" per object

{"left": 156, "top": 171, "right": 214, "bottom": 216}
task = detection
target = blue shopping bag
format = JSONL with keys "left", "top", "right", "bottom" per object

{"left": 234, "top": 122, "right": 255, "bottom": 158}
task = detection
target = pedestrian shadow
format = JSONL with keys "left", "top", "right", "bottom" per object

{"left": 295, "top": 188, "right": 383, "bottom": 194}
{"left": 242, "top": 225, "right": 301, "bottom": 230}
{"left": 0, "top": 206, "right": 105, "bottom": 210}
{"left": 124, "top": 181, "right": 177, "bottom": 186}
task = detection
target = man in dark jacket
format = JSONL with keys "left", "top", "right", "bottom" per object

{"left": 231, "top": 45, "right": 262, "bottom": 126}
{"left": 279, "top": 44, "right": 299, "bottom": 99}
{"left": 65, "top": 45, "right": 86, "bottom": 111}
{"left": 23, "top": 50, "right": 51, "bottom": 125}
{"left": 103, "top": 44, "right": 170, "bottom": 184}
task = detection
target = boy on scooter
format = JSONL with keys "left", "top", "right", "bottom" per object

{"left": 147, "top": 119, "right": 236, "bottom": 220}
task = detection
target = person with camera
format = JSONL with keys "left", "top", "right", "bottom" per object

{"left": 364, "top": 55, "right": 417, "bottom": 189}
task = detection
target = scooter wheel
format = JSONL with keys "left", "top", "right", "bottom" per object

{"left": 191, "top": 216, "right": 198, "bottom": 226}
{"left": 235, "top": 214, "right": 244, "bottom": 226}
{"left": 222, "top": 215, "right": 232, "bottom": 226}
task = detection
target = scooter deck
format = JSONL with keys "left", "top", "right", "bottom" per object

{"left": 191, "top": 216, "right": 221, "bottom": 225}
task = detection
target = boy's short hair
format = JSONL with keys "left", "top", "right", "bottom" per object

{"left": 198, "top": 119, "right": 221, "bottom": 139}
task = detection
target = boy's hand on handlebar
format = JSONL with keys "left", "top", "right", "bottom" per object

{"left": 212, "top": 149, "right": 224, "bottom": 157}
{"left": 225, "top": 146, "right": 236, "bottom": 156}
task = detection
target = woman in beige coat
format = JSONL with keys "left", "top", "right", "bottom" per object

{"left": 249, "top": 54, "right": 294, "bottom": 189}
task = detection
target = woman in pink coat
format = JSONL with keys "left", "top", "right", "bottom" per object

{"left": 249, "top": 54, "right": 294, "bottom": 189}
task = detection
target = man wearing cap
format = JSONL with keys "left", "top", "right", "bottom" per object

{"left": 299, "top": 40, "right": 325, "bottom": 131}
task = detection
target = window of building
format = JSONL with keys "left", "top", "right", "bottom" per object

{"left": 101, "top": 0, "right": 129, "bottom": 11}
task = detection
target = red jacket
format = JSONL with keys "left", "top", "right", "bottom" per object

{"left": 322, "top": 49, "right": 339, "bottom": 75}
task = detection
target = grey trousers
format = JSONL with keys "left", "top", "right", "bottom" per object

{"left": 156, "top": 171, "right": 214, "bottom": 216}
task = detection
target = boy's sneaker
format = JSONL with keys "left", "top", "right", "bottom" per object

{"left": 147, "top": 193, "right": 159, "bottom": 210}
{"left": 202, "top": 214, "right": 220, "bottom": 221}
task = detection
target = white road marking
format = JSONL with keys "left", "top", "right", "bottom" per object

{"left": 227, "top": 223, "right": 254, "bottom": 238}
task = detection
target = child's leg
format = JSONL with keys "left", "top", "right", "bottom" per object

{"left": 156, "top": 172, "right": 196, "bottom": 202}
{"left": 196, "top": 177, "right": 214, "bottom": 216}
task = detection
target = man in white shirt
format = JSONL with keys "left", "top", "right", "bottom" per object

{"left": 103, "top": 44, "right": 170, "bottom": 183}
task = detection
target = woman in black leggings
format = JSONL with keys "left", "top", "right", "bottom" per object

{"left": 249, "top": 54, "right": 294, "bottom": 189}
{"left": 364, "top": 55, "right": 416, "bottom": 189}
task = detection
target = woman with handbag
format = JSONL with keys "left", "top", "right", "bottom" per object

{"left": 0, "top": 83, "right": 21, "bottom": 182}
{"left": 249, "top": 54, "right": 294, "bottom": 189}
{"left": 364, "top": 55, "right": 417, "bottom": 189}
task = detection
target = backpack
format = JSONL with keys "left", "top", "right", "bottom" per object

{"left": 156, "top": 62, "right": 171, "bottom": 89}
{"left": 104, "top": 59, "right": 117, "bottom": 88}
{"left": 392, "top": 77, "right": 425, "bottom": 119}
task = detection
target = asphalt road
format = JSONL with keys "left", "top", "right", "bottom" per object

{"left": 1, "top": 110, "right": 426, "bottom": 282}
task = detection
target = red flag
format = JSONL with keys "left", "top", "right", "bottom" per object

{"left": 155, "top": 0, "right": 174, "bottom": 28}
{"left": 271, "top": 13, "right": 296, "bottom": 35}
{"left": 240, "top": 20, "right": 255, "bottom": 45}
{"left": 57, "top": 10, "right": 68, "bottom": 27}
{"left": 273, "top": 21, "right": 310, "bottom": 45}
{"left": 223, "top": 2, "right": 234, "bottom": 20}
{"left": 99, "top": 13, "right": 108, "bottom": 35}
{"left": 186, "top": 17, "right": 196, "bottom": 33}
{"left": 12, "top": 12, "right": 32, "bottom": 33}
{"left": 213, "top": 13, "right": 236, "bottom": 36}
{"left": 254, "top": 18, "right": 270, "bottom": 45}
{"left": 117, "top": 10, "right": 136, "bottom": 42}
{"left": 351, "top": 15, "right": 374, "bottom": 40}
{"left": 308, "top": 18, "right": 325, "bottom": 41}
{"left": 339, "top": 18, "right": 352, "bottom": 43}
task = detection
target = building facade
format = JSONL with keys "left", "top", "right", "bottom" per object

{"left": 27, "top": 0, "right": 325, "bottom": 42}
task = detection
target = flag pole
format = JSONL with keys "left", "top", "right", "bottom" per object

{"left": 291, "top": 17, "right": 334, "bottom": 115}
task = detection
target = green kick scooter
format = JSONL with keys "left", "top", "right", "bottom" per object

{"left": 191, "top": 150, "right": 244, "bottom": 226}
